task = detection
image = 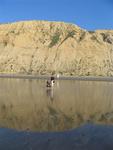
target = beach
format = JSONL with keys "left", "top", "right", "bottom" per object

{"left": 0, "top": 75, "right": 113, "bottom": 149}
{"left": 0, "top": 73, "right": 113, "bottom": 82}
{"left": 0, "top": 124, "right": 113, "bottom": 150}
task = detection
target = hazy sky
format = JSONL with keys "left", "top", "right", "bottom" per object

{"left": 0, "top": 0, "right": 113, "bottom": 30}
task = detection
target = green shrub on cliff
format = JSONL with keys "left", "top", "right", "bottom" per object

{"left": 49, "top": 32, "right": 60, "bottom": 48}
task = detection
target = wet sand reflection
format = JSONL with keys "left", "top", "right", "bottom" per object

{"left": 0, "top": 78, "right": 113, "bottom": 131}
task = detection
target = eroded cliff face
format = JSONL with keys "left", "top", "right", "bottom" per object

{"left": 0, "top": 20, "right": 113, "bottom": 76}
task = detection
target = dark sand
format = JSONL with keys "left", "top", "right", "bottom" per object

{"left": 0, "top": 124, "right": 113, "bottom": 150}
{"left": 0, "top": 73, "right": 113, "bottom": 82}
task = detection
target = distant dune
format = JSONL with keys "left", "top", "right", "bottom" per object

{"left": 0, "top": 20, "right": 113, "bottom": 76}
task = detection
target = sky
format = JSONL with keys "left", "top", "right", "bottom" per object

{"left": 0, "top": 0, "right": 113, "bottom": 30}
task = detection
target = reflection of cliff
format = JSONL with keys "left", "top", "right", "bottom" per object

{"left": 1, "top": 102, "right": 113, "bottom": 131}
{"left": 0, "top": 79, "right": 113, "bottom": 131}
{"left": 0, "top": 102, "right": 81, "bottom": 131}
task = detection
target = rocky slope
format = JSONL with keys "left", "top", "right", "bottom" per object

{"left": 0, "top": 20, "right": 113, "bottom": 76}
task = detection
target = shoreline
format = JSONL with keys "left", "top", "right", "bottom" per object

{"left": 0, "top": 73, "right": 113, "bottom": 82}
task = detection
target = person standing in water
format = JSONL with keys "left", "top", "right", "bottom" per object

{"left": 50, "top": 76, "right": 55, "bottom": 83}
{"left": 46, "top": 75, "right": 55, "bottom": 87}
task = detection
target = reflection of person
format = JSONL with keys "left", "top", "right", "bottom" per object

{"left": 46, "top": 75, "right": 55, "bottom": 101}
{"left": 46, "top": 88, "right": 54, "bottom": 101}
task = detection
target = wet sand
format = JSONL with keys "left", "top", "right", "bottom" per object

{"left": 0, "top": 124, "right": 113, "bottom": 150}
{"left": 0, "top": 76, "right": 113, "bottom": 149}
{"left": 0, "top": 73, "right": 113, "bottom": 82}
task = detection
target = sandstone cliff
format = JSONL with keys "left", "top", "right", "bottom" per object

{"left": 0, "top": 20, "right": 113, "bottom": 76}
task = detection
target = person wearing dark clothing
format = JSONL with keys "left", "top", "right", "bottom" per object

{"left": 50, "top": 76, "right": 55, "bottom": 83}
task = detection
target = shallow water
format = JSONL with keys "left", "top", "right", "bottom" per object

{"left": 0, "top": 78, "right": 113, "bottom": 131}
